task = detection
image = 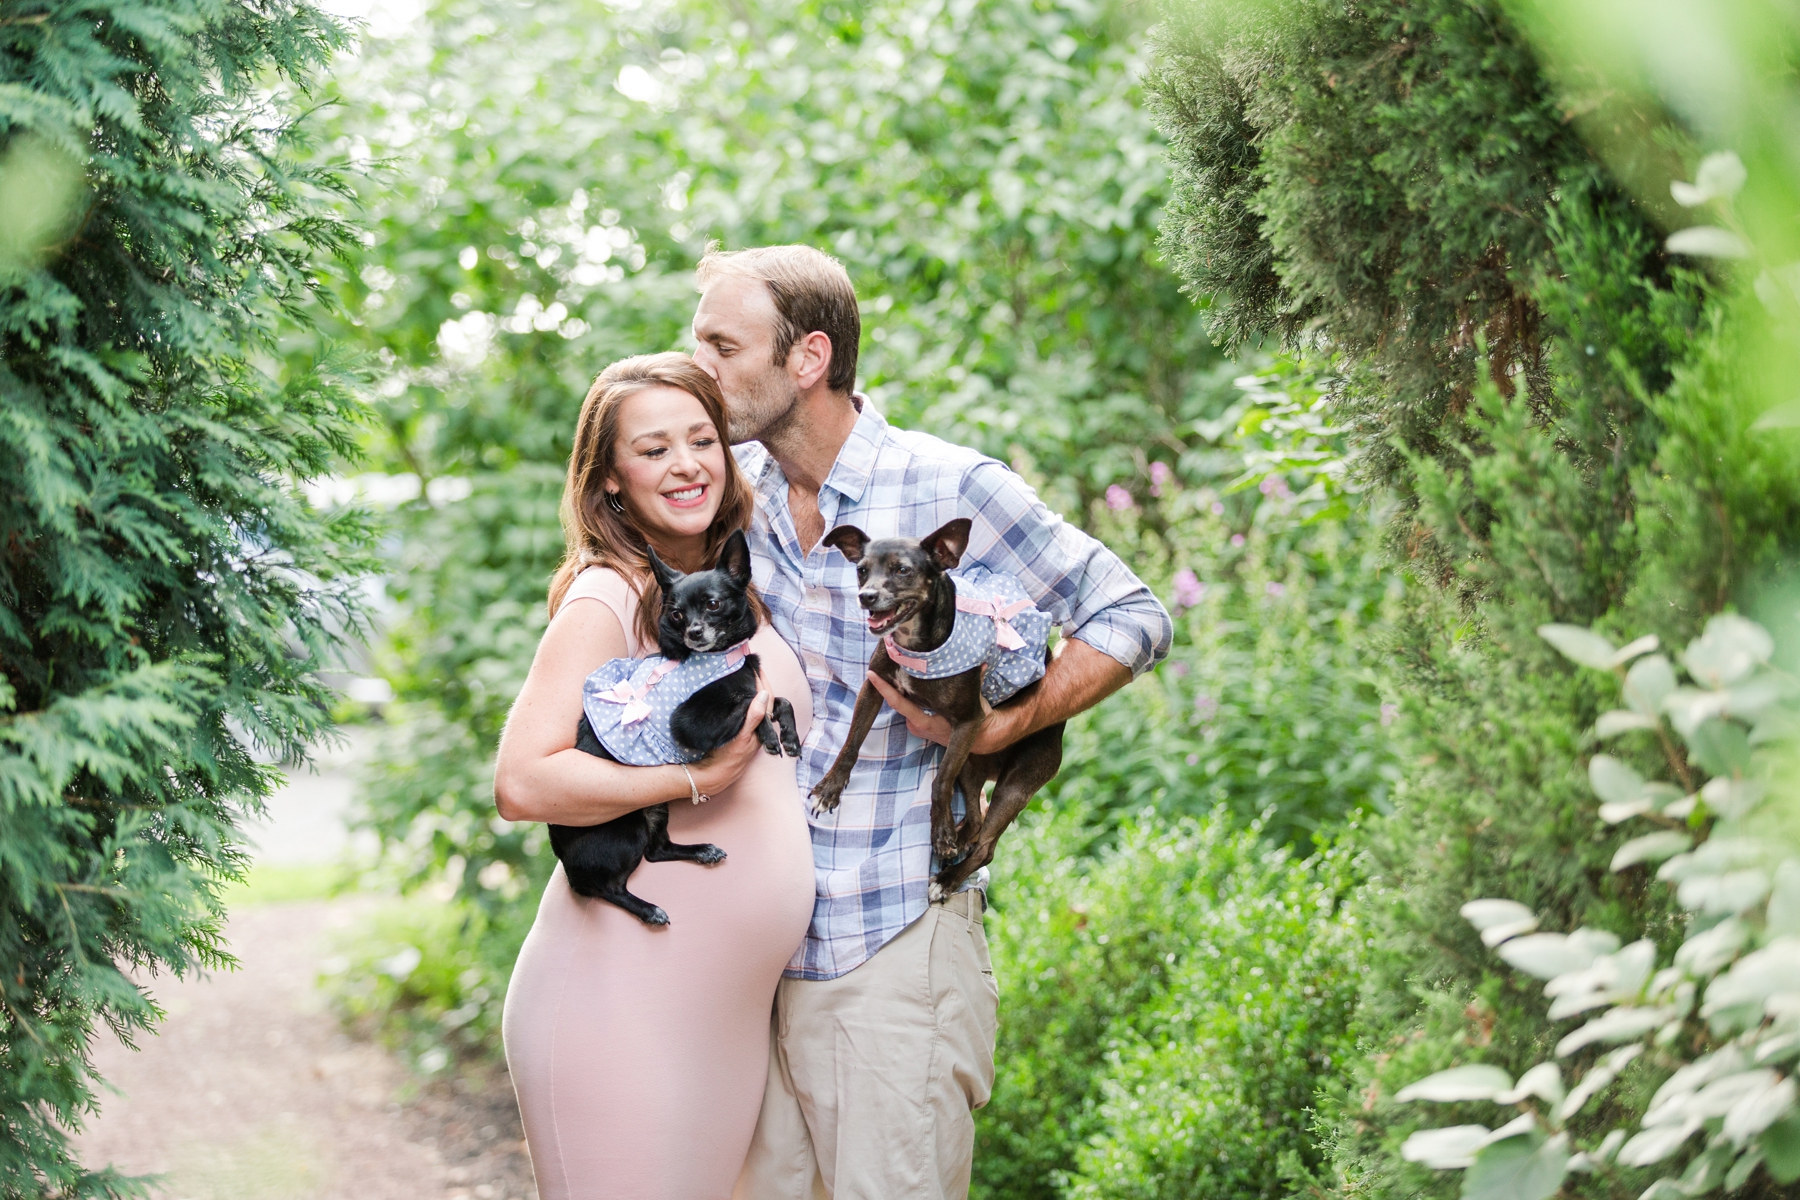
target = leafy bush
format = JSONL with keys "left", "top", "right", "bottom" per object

{"left": 1061, "top": 834, "right": 1363, "bottom": 1200}
{"left": 974, "top": 806, "right": 1364, "bottom": 1200}
{"left": 1398, "top": 614, "right": 1800, "bottom": 1197}
{"left": 1147, "top": 3, "right": 1800, "bottom": 1199}
{"left": 322, "top": 892, "right": 536, "bottom": 1075}
{"left": 0, "top": 2, "right": 369, "bottom": 1193}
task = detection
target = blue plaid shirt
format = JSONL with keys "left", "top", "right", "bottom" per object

{"left": 738, "top": 400, "right": 1172, "bottom": 980}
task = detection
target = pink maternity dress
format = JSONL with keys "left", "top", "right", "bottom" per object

{"left": 502, "top": 567, "right": 815, "bottom": 1200}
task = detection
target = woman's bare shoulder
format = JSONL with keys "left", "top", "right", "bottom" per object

{"left": 561, "top": 564, "right": 642, "bottom": 610}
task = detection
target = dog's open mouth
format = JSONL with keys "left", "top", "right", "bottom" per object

{"left": 865, "top": 604, "right": 910, "bottom": 635}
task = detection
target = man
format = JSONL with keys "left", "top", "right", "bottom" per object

{"left": 692, "top": 244, "right": 1171, "bottom": 1200}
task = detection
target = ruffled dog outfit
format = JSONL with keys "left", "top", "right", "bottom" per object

{"left": 881, "top": 565, "right": 1052, "bottom": 706}
{"left": 581, "top": 641, "right": 752, "bottom": 765}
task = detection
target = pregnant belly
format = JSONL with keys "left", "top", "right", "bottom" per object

{"left": 636, "top": 747, "right": 812, "bottom": 944}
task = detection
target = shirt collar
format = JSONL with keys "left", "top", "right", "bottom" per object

{"left": 819, "top": 395, "right": 885, "bottom": 505}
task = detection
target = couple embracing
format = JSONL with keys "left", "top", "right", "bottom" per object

{"left": 493, "top": 246, "right": 1172, "bottom": 1200}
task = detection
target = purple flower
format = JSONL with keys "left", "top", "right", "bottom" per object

{"left": 1258, "top": 475, "right": 1293, "bottom": 500}
{"left": 1149, "top": 461, "right": 1170, "bottom": 497}
{"left": 1211, "top": 501, "right": 1225, "bottom": 516}
{"left": 1193, "top": 693, "right": 1218, "bottom": 718}
{"left": 1185, "top": 752, "right": 1200, "bottom": 766}
{"left": 1105, "top": 484, "right": 1134, "bottom": 511}
{"left": 1230, "top": 533, "right": 1246, "bottom": 548}
{"left": 1265, "top": 581, "right": 1286, "bottom": 597}
{"left": 1172, "top": 569, "right": 1206, "bottom": 610}
{"left": 1169, "top": 661, "right": 1191, "bottom": 678}
{"left": 1381, "top": 702, "right": 1399, "bottom": 727}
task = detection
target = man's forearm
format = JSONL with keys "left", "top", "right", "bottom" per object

{"left": 866, "top": 633, "right": 1138, "bottom": 754}
{"left": 990, "top": 636, "right": 1131, "bottom": 750}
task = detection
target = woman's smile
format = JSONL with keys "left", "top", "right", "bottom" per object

{"left": 662, "top": 483, "right": 709, "bottom": 508}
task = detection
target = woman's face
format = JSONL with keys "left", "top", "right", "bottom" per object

{"left": 608, "top": 385, "right": 728, "bottom": 565}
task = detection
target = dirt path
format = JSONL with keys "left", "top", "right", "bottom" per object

{"left": 73, "top": 730, "right": 539, "bottom": 1200}
{"left": 75, "top": 898, "right": 536, "bottom": 1200}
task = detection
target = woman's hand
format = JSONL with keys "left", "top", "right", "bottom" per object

{"left": 687, "top": 688, "right": 774, "bottom": 797}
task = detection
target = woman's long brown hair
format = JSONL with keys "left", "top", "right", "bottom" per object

{"left": 546, "top": 352, "right": 763, "bottom": 642}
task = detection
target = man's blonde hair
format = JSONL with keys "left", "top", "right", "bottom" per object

{"left": 697, "top": 244, "right": 861, "bottom": 394}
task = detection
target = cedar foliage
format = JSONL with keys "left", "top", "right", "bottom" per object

{"left": 1147, "top": 2, "right": 1800, "bottom": 1197}
{"left": 0, "top": 2, "right": 369, "bottom": 1193}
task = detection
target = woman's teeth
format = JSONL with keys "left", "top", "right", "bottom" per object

{"left": 664, "top": 485, "right": 705, "bottom": 503}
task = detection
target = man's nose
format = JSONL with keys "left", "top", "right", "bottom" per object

{"left": 691, "top": 342, "right": 721, "bottom": 380}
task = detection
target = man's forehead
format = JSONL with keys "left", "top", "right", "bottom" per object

{"left": 694, "top": 274, "right": 777, "bottom": 336}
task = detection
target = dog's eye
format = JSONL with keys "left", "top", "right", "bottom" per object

{"left": 668, "top": 610, "right": 685, "bottom": 626}
{"left": 895, "top": 564, "right": 911, "bottom": 576}
{"left": 705, "top": 598, "right": 720, "bottom": 612}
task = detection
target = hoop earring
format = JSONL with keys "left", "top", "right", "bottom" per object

{"left": 606, "top": 491, "right": 626, "bottom": 515}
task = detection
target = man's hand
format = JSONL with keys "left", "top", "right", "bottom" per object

{"left": 866, "top": 671, "right": 1037, "bottom": 755}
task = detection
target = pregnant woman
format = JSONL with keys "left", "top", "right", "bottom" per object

{"left": 494, "top": 353, "right": 815, "bottom": 1200}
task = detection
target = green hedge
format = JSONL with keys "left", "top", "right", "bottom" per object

{"left": 975, "top": 806, "right": 1364, "bottom": 1200}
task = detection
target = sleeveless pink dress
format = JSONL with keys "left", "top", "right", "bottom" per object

{"left": 502, "top": 568, "right": 815, "bottom": 1200}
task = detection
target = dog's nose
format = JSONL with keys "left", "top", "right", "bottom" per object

{"left": 857, "top": 589, "right": 879, "bottom": 610}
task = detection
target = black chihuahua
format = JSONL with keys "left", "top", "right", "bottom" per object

{"left": 808, "top": 517, "right": 1065, "bottom": 900}
{"left": 550, "top": 529, "right": 800, "bottom": 926}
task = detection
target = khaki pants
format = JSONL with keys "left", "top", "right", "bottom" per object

{"left": 734, "top": 891, "right": 999, "bottom": 1200}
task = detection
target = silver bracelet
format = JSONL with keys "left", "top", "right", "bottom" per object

{"left": 680, "top": 764, "right": 708, "bottom": 805}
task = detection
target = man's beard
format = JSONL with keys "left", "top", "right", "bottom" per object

{"left": 724, "top": 366, "right": 802, "bottom": 444}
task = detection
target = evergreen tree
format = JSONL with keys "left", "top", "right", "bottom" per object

{"left": 0, "top": 2, "right": 370, "bottom": 1193}
{"left": 1148, "top": 1, "right": 1800, "bottom": 1197}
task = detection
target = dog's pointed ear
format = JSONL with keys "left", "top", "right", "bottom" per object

{"left": 646, "top": 544, "right": 683, "bottom": 596}
{"left": 919, "top": 518, "right": 972, "bottom": 570}
{"left": 715, "top": 529, "right": 752, "bottom": 584}
{"left": 821, "top": 524, "right": 871, "bottom": 563}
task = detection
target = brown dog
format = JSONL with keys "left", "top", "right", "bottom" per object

{"left": 808, "top": 518, "right": 1066, "bottom": 899}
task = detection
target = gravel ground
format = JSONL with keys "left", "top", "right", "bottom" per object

{"left": 73, "top": 898, "right": 538, "bottom": 1200}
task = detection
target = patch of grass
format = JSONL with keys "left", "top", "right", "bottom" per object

{"left": 164, "top": 1122, "right": 334, "bottom": 1199}
{"left": 222, "top": 864, "right": 347, "bottom": 907}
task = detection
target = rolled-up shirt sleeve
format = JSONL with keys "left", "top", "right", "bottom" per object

{"left": 958, "top": 461, "right": 1173, "bottom": 677}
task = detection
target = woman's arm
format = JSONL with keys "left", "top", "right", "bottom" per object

{"left": 493, "top": 598, "right": 770, "bottom": 824}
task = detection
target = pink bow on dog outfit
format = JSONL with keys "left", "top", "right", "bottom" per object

{"left": 593, "top": 642, "right": 749, "bottom": 725}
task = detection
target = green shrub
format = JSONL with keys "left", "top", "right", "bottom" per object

{"left": 1393, "top": 614, "right": 1800, "bottom": 1198}
{"left": 974, "top": 807, "right": 1364, "bottom": 1200}
{"left": 1063, "top": 834, "right": 1362, "bottom": 1200}
{"left": 1146, "top": 4, "right": 1800, "bottom": 1199}
{"left": 323, "top": 892, "right": 536, "bottom": 1075}
{"left": 0, "top": 2, "right": 368, "bottom": 1193}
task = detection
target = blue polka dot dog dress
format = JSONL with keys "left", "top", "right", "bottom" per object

{"left": 882, "top": 565, "right": 1052, "bottom": 706}
{"left": 580, "top": 641, "right": 752, "bottom": 766}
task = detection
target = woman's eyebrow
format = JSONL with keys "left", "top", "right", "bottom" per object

{"left": 629, "top": 429, "right": 669, "bottom": 443}
{"left": 688, "top": 421, "right": 714, "bottom": 434}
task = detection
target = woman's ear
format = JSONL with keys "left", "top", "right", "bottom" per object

{"left": 716, "top": 529, "right": 752, "bottom": 584}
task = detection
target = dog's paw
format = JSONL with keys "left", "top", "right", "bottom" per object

{"left": 927, "top": 879, "right": 948, "bottom": 904}
{"left": 643, "top": 907, "right": 670, "bottom": 926}
{"left": 932, "top": 828, "right": 963, "bottom": 860}
{"left": 696, "top": 845, "right": 727, "bottom": 866}
{"left": 808, "top": 778, "right": 844, "bottom": 816}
